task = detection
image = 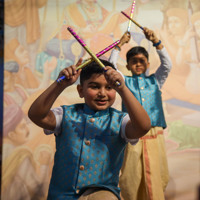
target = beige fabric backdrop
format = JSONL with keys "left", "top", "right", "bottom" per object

{"left": 2, "top": 0, "right": 200, "bottom": 199}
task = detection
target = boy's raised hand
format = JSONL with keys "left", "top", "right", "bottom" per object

{"left": 57, "top": 58, "right": 82, "bottom": 87}
{"left": 104, "top": 66, "right": 125, "bottom": 91}
{"left": 118, "top": 31, "right": 131, "bottom": 48}
{"left": 143, "top": 27, "right": 159, "bottom": 44}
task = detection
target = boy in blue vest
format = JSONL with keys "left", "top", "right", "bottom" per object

{"left": 109, "top": 28, "right": 172, "bottom": 200}
{"left": 28, "top": 59, "right": 151, "bottom": 200}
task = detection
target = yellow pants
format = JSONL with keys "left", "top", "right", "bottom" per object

{"left": 119, "top": 127, "right": 169, "bottom": 200}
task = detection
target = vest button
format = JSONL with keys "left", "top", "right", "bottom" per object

{"left": 139, "top": 77, "right": 142, "bottom": 80}
{"left": 80, "top": 165, "right": 84, "bottom": 170}
{"left": 76, "top": 189, "right": 80, "bottom": 194}
{"left": 90, "top": 118, "right": 95, "bottom": 122}
{"left": 85, "top": 140, "right": 91, "bottom": 146}
{"left": 142, "top": 98, "right": 145, "bottom": 102}
{"left": 140, "top": 87, "right": 144, "bottom": 90}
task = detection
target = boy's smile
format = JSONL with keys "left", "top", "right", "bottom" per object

{"left": 126, "top": 54, "right": 150, "bottom": 75}
{"left": 77, "top": 73, "right": 116, "bottom": 111}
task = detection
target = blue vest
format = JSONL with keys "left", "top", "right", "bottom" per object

{"left": 122, "top": 74, "right": 166, "bottom": 128}
{"left": 47, "top": 104, "right": 127, "bottom": 200}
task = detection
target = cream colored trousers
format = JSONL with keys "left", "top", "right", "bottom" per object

{"left": 119, "top": 127, "right": 169, "bottom": 200}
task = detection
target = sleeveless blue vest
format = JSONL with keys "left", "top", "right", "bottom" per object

{"left": 122, "top": 74, "right": 166, "bottom": 128}
{"left": 47, "top": 104, "right": 127, "bottom": 200}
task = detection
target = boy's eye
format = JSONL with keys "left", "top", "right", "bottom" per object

{"left": 90, "top": 84, "right": 99, "bottom": 89}
{"left": 106, "top": 86, "right": 112, "bottom": 90}
{"left": 132, "top": 59, "right": 145, "bottom": 64}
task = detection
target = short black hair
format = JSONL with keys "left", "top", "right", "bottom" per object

{"left": 80, "top": 59, "right": 115, "bottom": 85}
{"left": 126, "top": 46, "right": 149, "bottom": 62}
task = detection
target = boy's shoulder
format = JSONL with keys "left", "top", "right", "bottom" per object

{"left": 61, "top": 103, "right": 84, "bottom": 111}
{"left": 125, "top": 74, "right": 156, "bottom": 79}
{"left": 110, "top": 106, "right": 124, "bottom": 114}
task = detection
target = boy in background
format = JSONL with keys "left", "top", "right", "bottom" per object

{"left": 109, "top": 27, "right": 172, "bottom": 200}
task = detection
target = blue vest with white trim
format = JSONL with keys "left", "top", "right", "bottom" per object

{"left": 122, "top": 74, "right": 166, "bottom": 128}
{"left": 47, "top": 104, "right": 127, "bottom": 200}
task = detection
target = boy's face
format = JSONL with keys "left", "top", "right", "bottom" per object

{"left": 9, "top": 118, "right": 30, "bottom": 145}
{"left": 77, "top": 73, "right": 116, "bottom": 111}
{"left": 126, "top": 53, "right": 150, "bottom": 75}
{"left": 168, "top": 16, "right": 185, "bottom": 35}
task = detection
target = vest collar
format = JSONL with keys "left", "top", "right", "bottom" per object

{"left": 132, "top": 73, "right": 146, "bottom": 78}
{"left": 83, "top": 104, "right": 109, "bottom": 117}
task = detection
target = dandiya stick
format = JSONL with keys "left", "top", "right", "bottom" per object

{"left": 127, "top": 1, "right": 136, "bottom": 32}
{"left": 67, "top": 26, "right": 105, "bottom": 69}
{"left": 121, "top": 11, "right": 144, "bottom": 30}
{"left": 77, "top": 40, "right": 120, "bottom": 70}
{"left": 57, "top": 40, "right": 120, "bottom": 82}
{"left": 58, "top": 27, "right": 120, "bottom": 86}
{"left": 67, "top": 27, "right": 120, "bottom": 86}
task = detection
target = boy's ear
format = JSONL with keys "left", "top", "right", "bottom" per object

{"left": 147, "top": 62, "right": 150, "bottom": 69}
{"left": 126, "top": 64, "right": 131, "bottom": 71}
{"left": 77, "top": 84, "right": 84, "bottom": 98}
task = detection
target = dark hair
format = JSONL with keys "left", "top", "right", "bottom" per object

{"left": 126, "top": 46, "right": 149, "bottom": 62}
{"left": 80, "top": 59, "right": 115, "bottom": 85}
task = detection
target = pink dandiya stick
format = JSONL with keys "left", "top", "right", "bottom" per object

{"left": 57, "top": 40, "right": 120, "bottom": 82}
{"left": 57, "top": 27, "right": 120, "bottom": 86}
{"left": 76, "top": 40, "right": 120, "bottom": 70}
{"left": 121, "top": 11, "right": 144, "bottom": 30}
{"left": 127, "top": 1, "right": 136, "bottom": 32}
{"left": 67, "top": 27, "right": 120, "bottom": 86}
{"left": 67, "top": 26, "right": 105, "bottom": 69}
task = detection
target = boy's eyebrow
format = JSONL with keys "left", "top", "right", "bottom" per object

{"left": 88, "top": 81, "right": 99, "bottom": 85}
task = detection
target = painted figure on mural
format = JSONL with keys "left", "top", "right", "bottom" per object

{"left": 2, "top": 146, "right": 52, "bottom": 200}
{"left": 185, "top": 11, "right": 200, "bottom": 94}
{"left": 158, "top": 7, "right": 200, "bottom": 104}
{"left": 4, "top": 38, "right": 40, "bottom": 90}
{"left": 2, "top": 104, "right": 30, "bottom": 160}
{"left": 4, "top": 0, "right": 48, "bottom": 71}
{"left": 3, "top": 60, "right": 29, "bottom": 107}
{"left": 4, "top": 37, "right": 59, "bottom": 96}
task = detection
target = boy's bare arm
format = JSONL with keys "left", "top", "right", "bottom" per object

{"left": 28, "top": 59, "right": 82, "bottom": 130}
{"left": 104, "top": 67, "right": 151, "bottom": 139}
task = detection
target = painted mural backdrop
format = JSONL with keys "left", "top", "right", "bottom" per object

{"left": 2, "top": 0, "right": 200, "bottom": 199}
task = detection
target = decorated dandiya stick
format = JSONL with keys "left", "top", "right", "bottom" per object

{"left": 67, "top": 26, "right": 106, "bottom": 69}
{"left": 127, "top": 1, "right": 136, "bottom": 32}
{"left": 121, "top": 11, "right": 144, "bottom": 30}
{"left": 56, "top": 40, "right": 120, "bottom": 82}
{"left": 57, "top": 27, "right": 120, "bottom": 86}
{"left": 77, "top": 40, "right": 120, "bottom": 70}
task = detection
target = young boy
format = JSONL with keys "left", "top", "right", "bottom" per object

{"left": 28, "top": 59, "right": 151, "bottom": 200}
{"left": 109, "top": 28, "right": 172, "bottom": 200}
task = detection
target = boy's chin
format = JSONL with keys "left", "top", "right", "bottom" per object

{"left": 90, "top": 103, "right": 112, "bottom": 111}
{"left": 135, "top": 72, "right": 143, "bottom": 75}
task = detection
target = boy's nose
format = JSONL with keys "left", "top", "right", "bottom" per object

{"left": 98, "top": 88, "right": 106, "bottom": 96}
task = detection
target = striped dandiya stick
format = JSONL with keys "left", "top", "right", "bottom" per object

{"left": 57, "top": 27, "right": 120, "bottom": 86}
{"left": 121, "top": 11, "right": 144, "bottom": 30}
{"left": 67, "top": 26, "right": 105, "bottom": 69}
{"left": 127, "top": 1, "right": 136, "bottom": 32}
{"left": 57, "top": 40, "right": 120, "bottom": 82}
